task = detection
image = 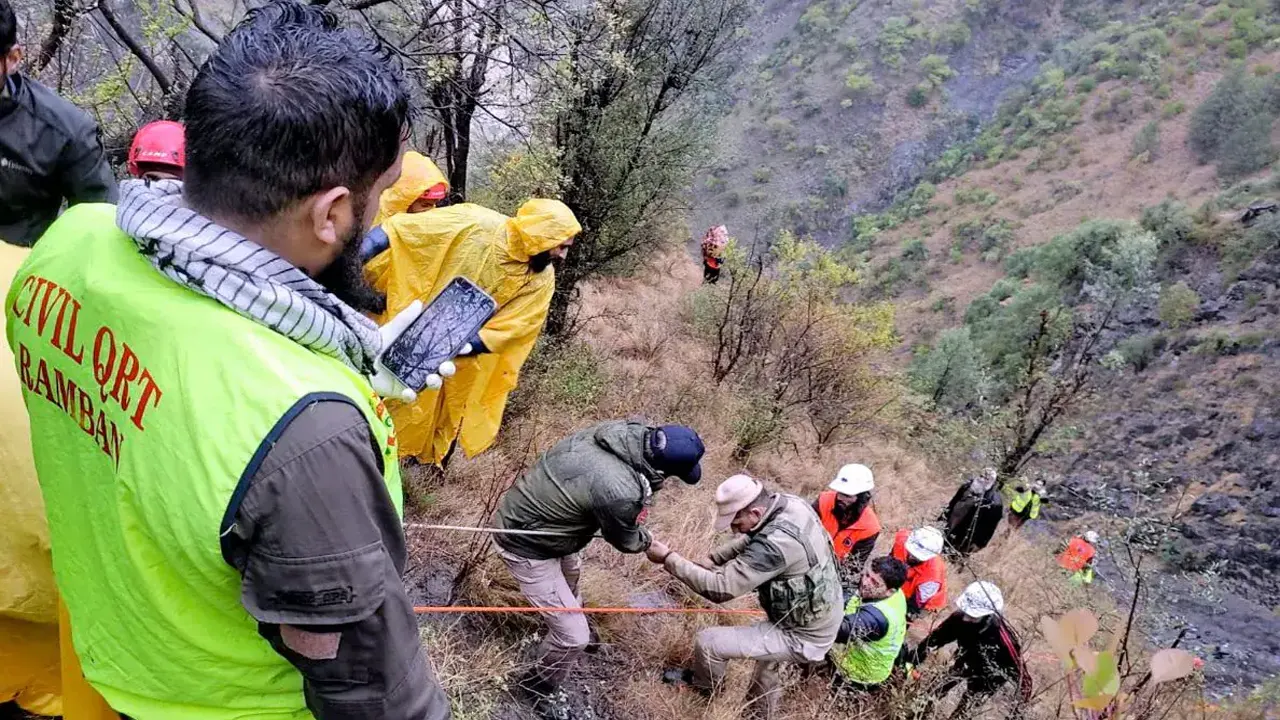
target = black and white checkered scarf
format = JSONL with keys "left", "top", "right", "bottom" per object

{"left": 116, "top": 179, "right": 382, "bottom": 374}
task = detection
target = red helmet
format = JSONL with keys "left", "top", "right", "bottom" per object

{"left": 128, "top": 120, "right": 185, "bottom": 178}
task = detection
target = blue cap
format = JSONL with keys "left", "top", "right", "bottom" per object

{"left": 649, "top": 425, "right": 704, "bottom": 484}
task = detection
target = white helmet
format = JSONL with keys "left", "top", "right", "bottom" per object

{"left": 905, "top": 526, "right": 944, "bottom": 561}
{"left": 828, "top": 463, "right": 874, "bottom": 496}
{"left": 955, "top": 581, "right": 1004, "bottom": 618}
{"left": 1084, "top": 530, "right": 1100, "bottom": 544}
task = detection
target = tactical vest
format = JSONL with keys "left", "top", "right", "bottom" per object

{"left": 756, "top": 502, "right": 839, "bottom": 630}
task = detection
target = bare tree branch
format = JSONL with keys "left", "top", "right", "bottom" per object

{"left": 96, "top": 0, "right": 174, "bottom": 96}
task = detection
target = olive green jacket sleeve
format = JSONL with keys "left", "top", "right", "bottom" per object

{"left": 663, "top": 535, "right": 789, "bottom": 604}
{"left": 708, "top": 535, "right": 750, "bottom": 566}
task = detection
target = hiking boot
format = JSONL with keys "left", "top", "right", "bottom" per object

{"left": 533, "top": 689, "right": 572, "bottom": 720}
{"left": 662, "top": 668, "right": 709, "bottom": 697}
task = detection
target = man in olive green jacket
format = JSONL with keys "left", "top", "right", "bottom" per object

{"left": 493, "top": 420, "right": 704, "bottom": 700}
{"left": 647, "top": 474, "right": 843, "bottom": 719}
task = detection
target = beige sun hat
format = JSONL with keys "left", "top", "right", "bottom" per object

{"left": 714, "top": 474, "right": 764, "bottom": 531}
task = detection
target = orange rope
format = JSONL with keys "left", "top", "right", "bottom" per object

{"left": 413, "top": 605, "right": 764, "bottom": 616}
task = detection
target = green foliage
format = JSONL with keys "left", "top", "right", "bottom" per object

{"left": 1092, "top": 87, "right": 1135, "bottom": 124}
{"left": 515, "top": 340, "right": 607, "bottom": 414}
{"left": 955, "top": 185, "right": 1000, "bottom": 207}
{"left": 712, "top": 233, "right": 896, "bottom": 450}
{"left": 1140, "top": 199, "right": 1195, "bottom": 248}
{"left": 1159, "top": 282, "right": 1200, "bottom": 328}
{"left": 965, "top": 283, "right": 1072, "bottom": 393}
{"left": 1026, "top": 220, "right": 1150, "bottom": 295}
{"left": 901, "top": 237, "right": 928, "bottom": 262}
{"left": 1161, "top": 100, "right": 1186, "bottom": 118}
{"left": 820, "top": 174, "right": 847, "bottom": 199}
{"left": 845, "top": 65, "right": 876, "bottom": 95}
{"left": 1189, "top": 69, "right": 1280, "bottom": 180}
{"left": 472, "top": 144, "right": 564, "bottom": 213}
{"left": 919, "top": 54, "right": 956, "bottom": 88}
{"left": 753, "top": 167, "right": 771, "bottom": 184}
{"left": 1223, "top": 210, "right": 1280, "bottom": 276}
{"left": 878, "top": 16, "right": 924, "bottom": 69}
{"left": 1113, "top": 332, "right": 1167, "bottom": 371}
{"left": 798, "top": 3, "right": 835, "bottom": 35}
{"left": 909, "top": 327, "right": 987, "bottom": 410}
{"left": 952, "top": 216, "right": 1016, "bottom": 260}
{"left": 906, "top": 84, "right": 930, "bottom": 108}
{"left": 1076, "top": 76, "right": 1097, "bottom": 93}
{"left": 936, "top": 21, "right": 971, "bottom": 50}
{"left": 1226, "top": 38, "right": 1248, "bottom": 58}
{"left": 1131, "top": 120, "right": 1160, "bottom": 162}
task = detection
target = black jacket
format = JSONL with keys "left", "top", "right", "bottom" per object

{"left": 911, "top": 611, "right": 1031, "bottom": 698}
{"left": 942, "top": 482, "right": 1003, "bottom": 554}
{"left": 0, "top": 74, "right": 117, "bottom": 247}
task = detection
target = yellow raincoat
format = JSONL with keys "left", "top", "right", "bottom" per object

{"left": 365, "top": 199, "right": 581, "bottom": 463}
{"left": 373, "top": 151, "right": 449, "bottom": 225}
{"left": 1, "top": 242, "right": 119, "bottom": 719}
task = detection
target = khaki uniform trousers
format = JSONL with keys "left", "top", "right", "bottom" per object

{"left": 692, "top": 621, "right": 816, "bottom": 719}
{"left": 497, "top": 546, "right": 588, "bottom": 691}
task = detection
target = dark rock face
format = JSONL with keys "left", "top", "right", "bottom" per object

{"left": 1042, "top": 245, "right": 1280, "bottom": 692}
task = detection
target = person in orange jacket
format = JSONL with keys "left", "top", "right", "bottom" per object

{"left": 1058, "top": 530, "right": 1099, "bottom": 586}
{"left": 891, "top": 526, "right": 948, "bottom": 619}
{"left": 813, "top": 463, "right": 881, "bottom": 584}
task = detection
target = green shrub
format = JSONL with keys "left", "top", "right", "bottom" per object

{"left": 909, "top": 327, "right": 987, "bottom": 410}
{"left": 1226, "top": 38, "right": 1248, "bottom": 58}
{"left": 1223, "top": 210, "right": 1280, "bottom": 276}
{"left": 1140, "top": 199, "right": 1194, "bottom": 248}
{"left": 919, "top": 54, "right": 956, "bottom": 88}
{"left": 1161, "top": 100, "right": 1186, "bottom": 118}
{"left": 1076, "top": 76, "right": 1097, "bottom": 93}
{"left": 1159, "top": 282, "right": 1200, "bottom": 328}
{"left": 906, "top": 84, "right": 930, "bottom": 107}
{"left": 1131, "top": 120, "right": 1160, "bottom": 161}
{"left": 1004, "top": 247, "right": 1039, "bottom": 278}
{"left": 820, "top": 174, "right": 847, "bottom": 198}
{"left": 1255, "top": 64, "right": 1275, "bottom": 77}
{"left": 798, "top": 3, "right": 835, "bottom": 35}
{"left": 901, "top": 237, "right": 928, "bottom": 262}
{"left": 1188, "top": 69, "right": 1280, "bottom": 179}
{"left": 845, "top": 65, "right": 876, "bottom": 95}
{"left": 878, "top": 16, "right": 923, "bottom": 68}
{"left": 1220, "top": 113, "right": 1278, "bottom": 180}
{"left": 955, "top": 185, "right": 1000, "bottom": 206}
{"left": 1114, "top": 333, "right": 1167, "bottom": 371}
{"left": 753, "top": 167, "right": 771, "bottom": 184}
{"left": 937, "top": 21, "right": 971, "bottom": 50}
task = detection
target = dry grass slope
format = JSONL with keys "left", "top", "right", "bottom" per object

{"left": 400, "top": 251, "right": 1265, "bottom": 719}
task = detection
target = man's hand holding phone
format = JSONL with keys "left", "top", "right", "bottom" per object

{"left": 369, "top": 300, "right": 458, "bottom": 402}
{"left": 368, "top": 278, "right": 498, "bottom": 403}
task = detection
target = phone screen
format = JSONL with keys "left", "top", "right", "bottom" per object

{"left": 380, "top": 277, "right": 497, "bottom": 392}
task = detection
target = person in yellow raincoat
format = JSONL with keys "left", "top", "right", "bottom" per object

{"left": 364, "top": 198, "right": 581, "bottom": 464}
{"left": 372, "top": 150, "right": 450, "bottom": 225}
{"left": 0, "top": 242, "right": 117, "bottom": 719}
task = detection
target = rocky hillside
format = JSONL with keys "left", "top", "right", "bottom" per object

{"left": 692, "top": 0, "right": 1280, "bottom": 695}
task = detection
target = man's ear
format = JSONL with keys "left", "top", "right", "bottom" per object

{"left": 310, "top": 186, "right": 353, "bottom": 249}
{"left": 6, "top": 46, "right": 22, "bottom": 74}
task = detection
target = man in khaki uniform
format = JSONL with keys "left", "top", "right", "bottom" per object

{"left": 646, "top": 474, "right": 842, "bottom": 718}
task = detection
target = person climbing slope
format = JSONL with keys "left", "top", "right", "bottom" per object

{"left": 890, "top": 525, "right": 948, "bottom": 618}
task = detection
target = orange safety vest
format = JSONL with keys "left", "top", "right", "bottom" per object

{"left": 891, "top": 529, "right": 948, "bottom": 611}
{"left": 817, "top": 491, "right": 881, "bottom": 560}
{"left": 1058, "top": 537, "right": 1096, "bottom": 572}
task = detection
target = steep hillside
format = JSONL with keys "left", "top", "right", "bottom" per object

{"left": 689, "top": 0, "right": 1280, "bottom": 696}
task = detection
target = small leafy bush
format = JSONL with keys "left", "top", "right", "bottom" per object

{"left": 1131, "top": 120, "right": 1160, "bottom": 161}
{"left": 1158, "top": 282, "right": 1200, "bottom": 328}
{"left": 906, "top": 84, "right": 930, "bottom": 108}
